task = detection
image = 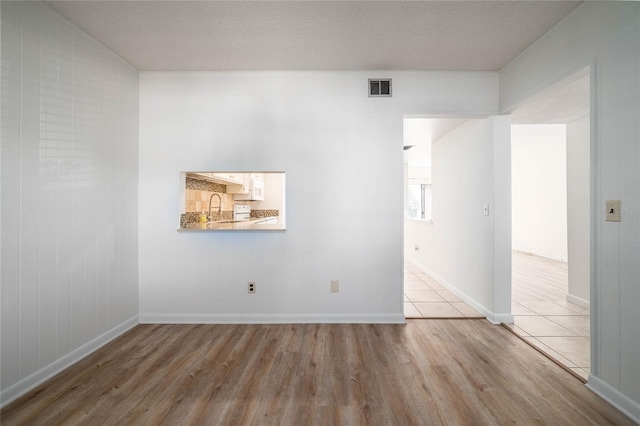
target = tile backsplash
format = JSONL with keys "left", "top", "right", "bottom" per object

{"left": 186, "top": 177, "right": 226, "bottom": 193}
{"left": 182, "top": 177, "right": 278, "bottom": 228}
{"left": 251, "top": 209, "right": 279, "bottom": 218}
{"left": 183, "top": 177, "right": 239, "bottom": 227}
{"left": 185, "top": 183, "right": 235, "bottom": 215}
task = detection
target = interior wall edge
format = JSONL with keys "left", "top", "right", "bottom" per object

{"left": 566, "top": 294, "right": 590, "bottom": 309}
{"left": 586, "top": 375, "right": 640, "bottom": 424}
{"left": 499, "top": 2, "right": 640, "bottom": 404}
{"left": 0, "top": 0, "right": 140, "bottom": 401}
{"left": 0, "top": 315, "right": 139, "bottom": 409}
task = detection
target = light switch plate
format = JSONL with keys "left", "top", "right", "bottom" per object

{"left": 483, "top": 204, "right": 489, "bottom": 216}
{"left": 606, "top": 200, "right": 621, "bottom": 222}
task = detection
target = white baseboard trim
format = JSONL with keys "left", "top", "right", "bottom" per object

{"left": 586, "top": 375, "right": 640, "bottom": 423}
{"left": 512, "top": 249, "right": 567, "bottom": 263}
{"left": 411, "top": 262, "right": 513, "bottom": 325}
{"left": 566, "top": 294, "right": 590, "bottom": 309}
{"left": 490, "top": 313, "right": 515, "bottom": 325}
{"left": 139, "top": 313, "right": 407, "bottom": 324}
{"left": 1, "top": 315, "right": 139, "bottom": 409}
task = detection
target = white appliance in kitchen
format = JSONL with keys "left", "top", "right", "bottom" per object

{"left": 233, "top": 204, "right": 251, "bottom": 221}
{"left": 233, "top": 177, "right": 264, "bottom": 201}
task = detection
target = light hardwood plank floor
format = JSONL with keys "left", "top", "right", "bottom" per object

{"left": 512, "top": 250, "right": 570, "bottom": 303}
{"left": 1, "top": 321, "right": 631, "bottom": 425}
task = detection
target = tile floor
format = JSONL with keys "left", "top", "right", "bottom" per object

{"left": 505, "top": 251, "right": 591, "bottom": 380}
{"left": 405, "top": 253, "right": 590, "bottom": 381}
{"left": 404, "top": 262, "right": 483, "bottom": 319}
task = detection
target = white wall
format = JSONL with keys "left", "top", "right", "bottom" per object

{"left": 404, "top": 116, "right": 512, "bottom": 322}
{"left": 500, "top": 1, "right": 640, "bottom": 418}
{"left": 566, "top": 116, "right": 590, "bottom": 305}
{"left": 139, "top": 71, "right": 498, "bottom": 323}
{"left": 511, "top": 124, "right": 568, "bottom": 261}
{"left": 1, "top": 2, "right": 139, "bottom": 406}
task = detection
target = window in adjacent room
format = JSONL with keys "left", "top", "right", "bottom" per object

{"left": 404, "top": 118, "right": 432, "bottom": 221}
{"left": 408, "top": 182, "right": 432, "bottom": 220}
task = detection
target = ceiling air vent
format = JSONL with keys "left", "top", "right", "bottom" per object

{"left": 369, "top": 79, "right": 392, "bottom": 97}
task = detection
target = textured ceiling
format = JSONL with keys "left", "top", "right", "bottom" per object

{"left": 511, "top": 70, "right": 590, "bottom": 124}
{"left": 46, "top": 1, "right": 581, "bottom": 72}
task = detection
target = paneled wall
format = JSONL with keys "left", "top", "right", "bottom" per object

{"left": 500, "top": 1, "right": 640, "bottom": 417}
{"left": 1, "top": 2, "right": 139, "bottom": 405}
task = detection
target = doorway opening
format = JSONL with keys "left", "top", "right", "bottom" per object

{"left": 403, "top": 116, "right": 485, "bottom": 319}
{"left": 506, "top": 68, "right": 592, "bottom": 380}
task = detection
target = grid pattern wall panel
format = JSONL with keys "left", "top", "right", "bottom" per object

{"left": 1, "top": 1, "right": 139, "bottom": 398}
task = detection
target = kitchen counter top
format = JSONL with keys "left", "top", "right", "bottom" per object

{"left": 179, "top": 217, "right": 284, "bottom": 231}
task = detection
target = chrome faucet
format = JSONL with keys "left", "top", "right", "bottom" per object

{"left": 209, "top": 193, "right": 222, "bottom": 221}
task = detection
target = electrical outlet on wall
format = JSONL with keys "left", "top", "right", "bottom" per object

{"left": 248, "top": 281, "right": 256, "bottom": 294}
{"left": 330, "top": 280, "right": 339, "bottom": 293}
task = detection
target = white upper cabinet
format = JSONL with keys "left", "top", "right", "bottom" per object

{"left": 212, "top": 173, "right": 244, "bottom": 185}
{"left": 186, "top": 172, "right": 256, "bottom": 194}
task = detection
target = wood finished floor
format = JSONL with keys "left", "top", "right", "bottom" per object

{"left": 1, "top": 321, "right": 632, "bottom": 425}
